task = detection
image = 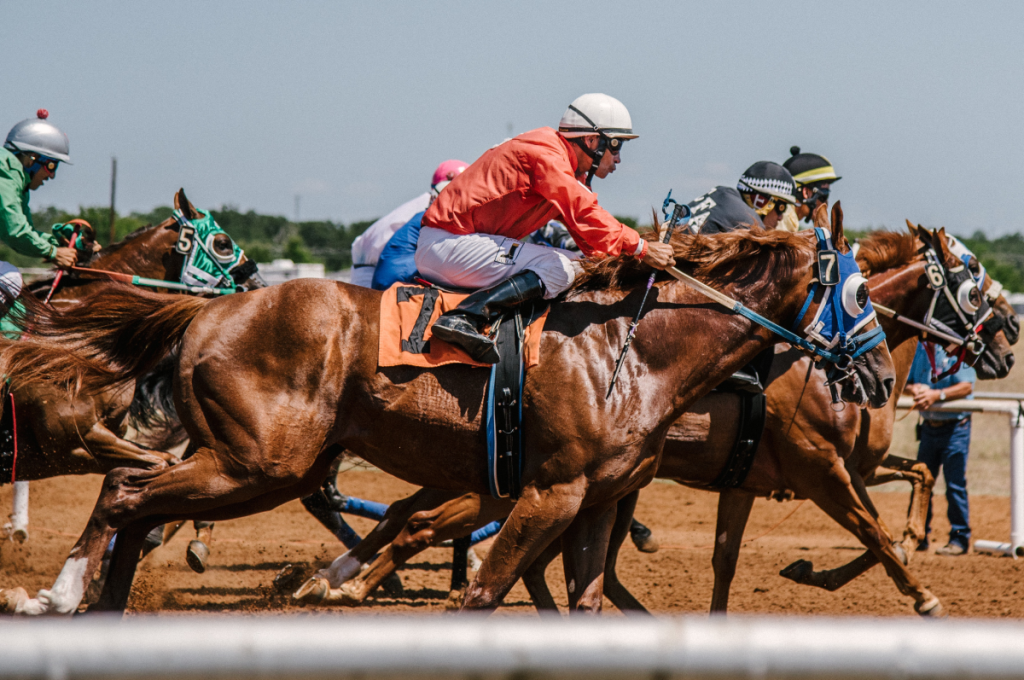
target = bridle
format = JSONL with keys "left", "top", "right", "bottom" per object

{"left": 870, "top": 240, "right": 992, "bottom": 379}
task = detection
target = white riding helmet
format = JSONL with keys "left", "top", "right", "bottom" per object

{"left": 558, "top": 93, "right": 638, "bottom": 140}
{"left": 4, "top": 110, "right": 71, "bottom": 163}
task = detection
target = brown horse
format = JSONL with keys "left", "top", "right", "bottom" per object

{"left": 299, "top": 221, "right": 1013, "bottom": 616}
{"left": 5, "top": 189, "right": 261, "bottom": 483}
{"left": 0, "top": 208, "right": 893, "bottom": 616}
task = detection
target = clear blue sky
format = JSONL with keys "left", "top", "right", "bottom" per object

{"left": 5, "top": 1, "right": 1022, "bottom": 235}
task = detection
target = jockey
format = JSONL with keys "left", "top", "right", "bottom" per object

{"left": 419, "top": 93, "right": 674, "bottom": 363}
{"left": 688, "top": 161, "right": 801, "bottom": 235}
{"left": 371, "top": 159, "right": 468, "bottom": 291}
{"left": 1, "top": 110, "right": 83, "bottom": 302}
{"left": 778, "top": 146, "right": 841, "bottom": 232}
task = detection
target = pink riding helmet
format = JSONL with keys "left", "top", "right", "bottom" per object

{"left": 431, "top": 159, "right": 468, "bottom": 194}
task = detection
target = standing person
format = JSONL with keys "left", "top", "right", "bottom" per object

{"left": 419, "top": 93, "right": 674, "bottom": 363}
{"left": 905, "top": 342, "right": 976, "bottom": 556}
{"left": 778, "top": 146, "right": 841, "bottom": 232}
{"left": 371, "top": 159, "right": 468, "bottom": 290}
{"left": 1, "top": 110, "right": 85, "bottom": 301}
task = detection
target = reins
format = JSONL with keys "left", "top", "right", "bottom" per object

{"left": 67, "top": 266, "right": 238, "bottom": 296}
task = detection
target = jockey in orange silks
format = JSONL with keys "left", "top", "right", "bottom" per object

{"left": 418, "top": 93, "right": 675, "bottom": 363}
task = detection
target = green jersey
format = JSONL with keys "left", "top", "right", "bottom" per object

{"left": 0, "top": 147, "right": 59, "bottom": 260}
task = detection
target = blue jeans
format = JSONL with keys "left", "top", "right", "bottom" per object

{"left": 918, "top": 418, "right": 972, "bottom": 548}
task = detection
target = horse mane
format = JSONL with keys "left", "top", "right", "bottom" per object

{"left": 570, "top": 225, "right": 815, "bottom": 295}
{"left": 856, "top": 230, "right": 919, "bottom": 276}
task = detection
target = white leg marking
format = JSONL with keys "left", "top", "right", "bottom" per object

{"left": 19, "top": 557, "right": 90, "bottom": 616}
{"left": 718, "top": 531, "right": 728, "bottom": 545}
{"left": 318, "top": 551, "right": 363, "bottom": 587}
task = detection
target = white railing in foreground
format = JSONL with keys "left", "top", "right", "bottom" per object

{"left": 2, "top": 615, "right": 1024, "bottom": 679}
{"left": 896, "top": 394, "right": 1024, "bottom": 558}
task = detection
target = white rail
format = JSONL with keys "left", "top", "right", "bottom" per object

{"left": 1, "top": 615, "right": 1024, "bottom": 679}
{"left": 896, "top": 394, "right": 1024, "bottom": 558}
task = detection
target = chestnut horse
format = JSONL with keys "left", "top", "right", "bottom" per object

{"left": 0, "top": 211, "right": 893, "bottom": 616}
{"left": 4, "top": 188, "right": 262, "bottom": 483}
{"left": 298, "top": 222, "right": 1012, "bottom": 617}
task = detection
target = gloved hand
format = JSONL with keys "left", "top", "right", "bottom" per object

{"left": 52, "top": 219, "right": 100, "bottom": 253}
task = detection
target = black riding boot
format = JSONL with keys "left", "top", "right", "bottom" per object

{"left": 430, "top": 271, "right": 545, "bottom": 364}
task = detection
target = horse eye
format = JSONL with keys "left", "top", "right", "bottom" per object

{"left": 968, "top": 257, "right": 982, "bottom": 276}
{"left": 856, "top": 283, "right": 868, "bottom": 308}
{"left": 969, "top": 287, "right": 981, "bottom": 308}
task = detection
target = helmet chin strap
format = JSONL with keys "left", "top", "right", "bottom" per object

{"left": 566, "top": 104, "right": 610, "bottom": 188}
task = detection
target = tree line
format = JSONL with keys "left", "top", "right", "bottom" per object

{"left": 8, "top": 206, "right": 1023, "bottom": 292}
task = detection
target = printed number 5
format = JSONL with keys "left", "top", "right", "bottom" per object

{"left": 818, "top": 251, "right": 838, "bottom": 285}
{"left": 925, "top": 263, "right": 945, "bottom": 289}
{"left": 175, "top": 226, "right": 196, "bottom": 255}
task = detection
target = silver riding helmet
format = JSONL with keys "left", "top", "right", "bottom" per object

{"left": 4, "top": 110, "right": 71, "bottom": 163}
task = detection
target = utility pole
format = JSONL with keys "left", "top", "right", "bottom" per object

{"left": 108, "top": 157, "right": 117, "bottom": 244}
{"left": 294, "top": 194, "right": 301, "bottom": 222}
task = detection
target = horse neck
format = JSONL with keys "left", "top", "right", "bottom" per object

{"left": 868, "top": 260, "right": 930, "bottom": 351}
{"left": 646, "top": 256, "right": 814, "bottom": 413}
{"left": 89, "top": 227, "right": 177, "bottom": 279}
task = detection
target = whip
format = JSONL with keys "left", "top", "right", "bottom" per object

{"left": 606, "top": 195, "right": 691, "bottom": 398}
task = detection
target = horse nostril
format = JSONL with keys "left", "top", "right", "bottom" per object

{"left": 883, "top": 376, "right": 895, "bottom": 399}
{"left": 1007, "top": 354, "right": 1016, "bottom": 369}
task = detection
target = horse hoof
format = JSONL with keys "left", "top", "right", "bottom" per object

{"left": 381, "top": 572, "right": 404, "bottom": 597}
{"left": 445, "top": 588, "right": 465, "bottom": 611}
{"left": 915, "top": 596, "right": 945, "bottom": 618}
{"left": 293, "top": 576, "right": 329, "bottom": 605}
{"left": 273, "top": 564, "right": 306, "bottom": 594}
{"left": 779, "top": 559, "right": 813, "bottom": 583}
{"left": 186, "top": 540, "right": 209, "bottom": 574}
{"left": 0, "top": 587, "right": 29, "bottom": 614}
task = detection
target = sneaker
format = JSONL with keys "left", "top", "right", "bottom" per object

{"left": 935, "top": 542, "right": 968, "bottom": 556}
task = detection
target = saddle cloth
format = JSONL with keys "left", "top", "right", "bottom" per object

{"left": 377, "top": 283, "right": 548, "bottom": 369}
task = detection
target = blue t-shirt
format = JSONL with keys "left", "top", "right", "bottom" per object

{"left": 907, "top": 343, "right": 976, "bottom": 420}
{"left": 371, "top": 211, "right": 423, "bottom": 291}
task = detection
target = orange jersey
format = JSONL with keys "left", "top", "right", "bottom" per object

{"left": 422, "top": 127, "right": 644, "bottom": 259}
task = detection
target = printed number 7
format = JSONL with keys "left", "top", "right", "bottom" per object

{"left": 818, "top": 251, "right": 838, "bottom": 285}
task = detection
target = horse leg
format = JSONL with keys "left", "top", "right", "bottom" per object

{"left": 306, "top": 493, "right": 513, "bottom": 607}
{"left": 560, "top": 499, "right": 617, "bottom": 614}
{"left": 780, "top": 463, "right": 943, "bottom": 616}
{"left": 710, "top": 488, "right": 756, "bottom": 614}
{"left": 82, "top": 420, "right": 181, "bottom": 471}
{"left": 869, "top": 455, "right": 935, "bottom": 560}
{"left": 186, "top": 521, "right": 214, "bottom": 573}
{"left": 603, "top": 490, "right": 650, "bottom": 615}
{"left": 446, "top": 536, "right": 472, "bottom": 611}
{"left": 521, "top": 540, "right": 563, "bottom": 613}
{"left": 462, "top": 482, "right": 588, "bottom": 611}
{"left": 9, "top": 481, "right": 29, "bottom": 543}
{"left": 293, "top": 487, "right": 461, "bottom": 603}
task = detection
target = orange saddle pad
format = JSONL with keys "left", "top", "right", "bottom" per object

{"left": 378, "top": 283, "right": 548, "bottom": 369}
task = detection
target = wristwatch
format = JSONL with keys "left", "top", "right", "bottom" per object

{"left": 939, "top": 389, "right": 947, "bottom": 402}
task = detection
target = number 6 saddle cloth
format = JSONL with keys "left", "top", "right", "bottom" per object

{"left": 377, "top": 282, "right": 548, "bottom": 369}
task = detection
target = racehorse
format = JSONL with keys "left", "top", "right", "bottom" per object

{"left": 0, "top": 205, "right": 893, "bottom": 616}
{"left": 294, "top": 217, "right": 1012, "bottom": 617}
{"left": 0, "top": 189, "right": 262, "bottom": 612}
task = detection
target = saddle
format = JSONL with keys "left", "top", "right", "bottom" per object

{"left": 708, "top": 348, "right": 774, "bottom": 489}
{"left": 377, "top": 281, "right": 549, "bottom": 499}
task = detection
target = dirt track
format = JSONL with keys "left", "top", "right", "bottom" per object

{"left": 2, "top": 469, "right": 1022, "bottom": 618}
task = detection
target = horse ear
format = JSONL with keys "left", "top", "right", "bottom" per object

{"left": 830, "top": 201, "right": 846, "bottom": 250}
{"left": 812, "top": 202, "right": 829, "bottom": 230}
{"left": 933, "top": 226, "right": 957, "bottom": 266}
{"left": 905, "top": 219, "right": 918, "bottom": 238}
{"left": 174, "top": 188, "right": 200, "bottom": 220}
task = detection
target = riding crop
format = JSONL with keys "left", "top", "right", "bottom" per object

{"left": 606, "top": 198, "right": 691, "bottom": 398}
{"left": 43, "top": 231, "right": 78, "bottom": 305}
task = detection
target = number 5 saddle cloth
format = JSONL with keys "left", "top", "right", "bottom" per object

{"left": 377, "top": 282, "right": 548, "bottom": 369}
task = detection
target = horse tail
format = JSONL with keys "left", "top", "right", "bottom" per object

{"left": 0, "top": 284, "right": 210, "bottom": 396}
{"left": 128, "top": 352, "right": 188, "bottom": 451}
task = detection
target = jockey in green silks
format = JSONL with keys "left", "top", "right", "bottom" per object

{"left": 1, "top": 110, "right": 95, "bottom": 307}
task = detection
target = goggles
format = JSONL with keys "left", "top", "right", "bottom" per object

{"left": 743, "top": 191, "right": 788, "bottom": 217}
{"left": 603, "top": 136, "right": 625, "bottom": 155}
{"left": 27, "top": 154, "right": 60, "bottom": 177}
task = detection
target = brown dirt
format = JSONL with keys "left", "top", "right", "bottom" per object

{"left": 2, "top": 469, "right": 1022, "bottom": 618}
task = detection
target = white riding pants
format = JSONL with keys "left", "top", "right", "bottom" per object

{"left": 415, "top": 227, "right": 581, "bottom": 299}
{"left": 0, "top": 261, "right": 23, "bottom": 300}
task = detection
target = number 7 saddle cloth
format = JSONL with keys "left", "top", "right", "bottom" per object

{"left": 377, "top": 282, "right": 548, "bottom": 369}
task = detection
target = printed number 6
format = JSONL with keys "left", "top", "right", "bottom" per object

{"left": 175, "top": 226, "right": 196, "bottom": 255}
{"left": 925, "top": 262, "right": 945, "bottom": 289}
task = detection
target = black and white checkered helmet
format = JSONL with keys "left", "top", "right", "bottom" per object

{"left": 737, "top": 161, "right": 799, "bottom": 204}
